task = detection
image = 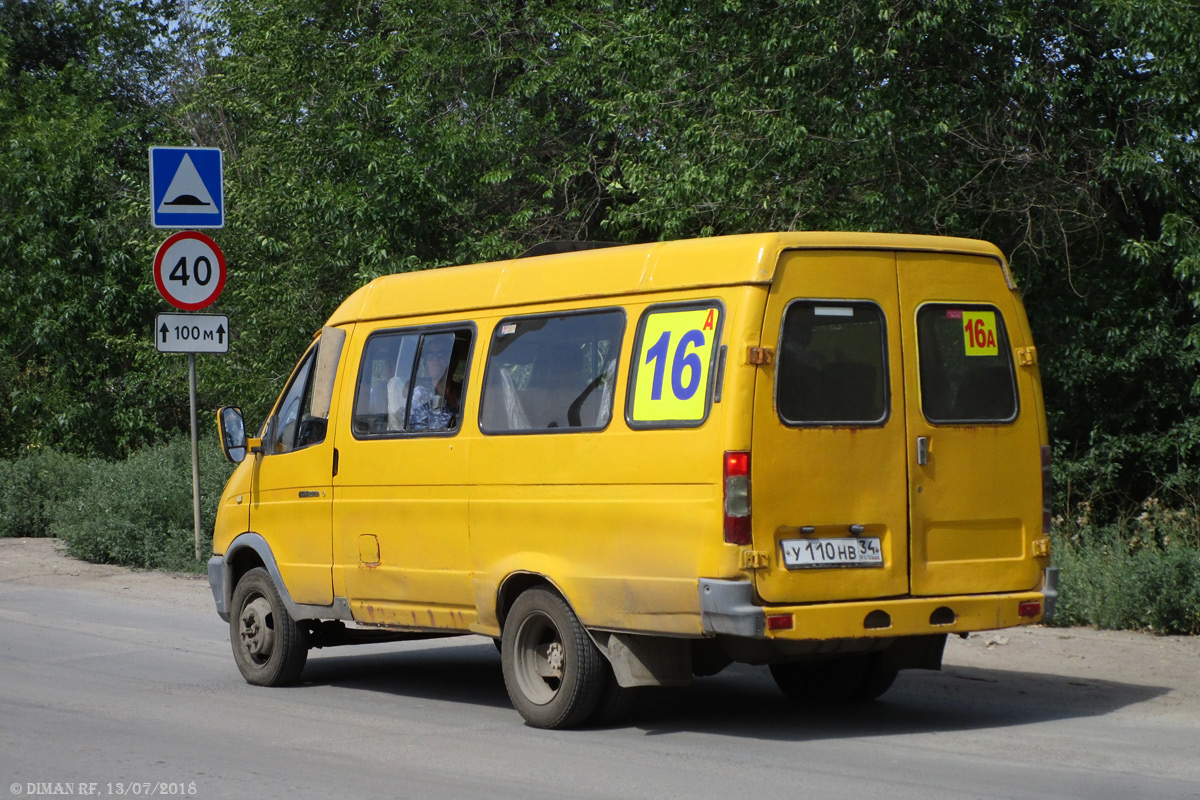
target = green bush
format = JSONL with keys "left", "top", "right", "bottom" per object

{"left": 1051, "top": 504, "right": 1200, "bottom": 635}
{"left": 47, "top": 437, "right": 233, "bottom": 573}
{"left": 0, "top": 448, "right": 91, "bottom": 537}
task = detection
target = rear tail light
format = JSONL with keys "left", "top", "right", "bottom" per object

{"left": 723, "top": 450, "right": 751, "bottom": 545}
{"left": 766, "top": 613, "right": 794, "bottom": 631}
{"left": 1041, "top": 445, "right": 1052, "bottom": 534}
{"left": 1019, "top": 600, "right": 1042, "bottom": 618}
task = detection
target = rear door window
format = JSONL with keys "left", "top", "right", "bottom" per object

{"left": 776, "top": 301, "right": 889, "bottom": 426}
{"left": 916, "top": 304, "right": 1017, "bottom": 423}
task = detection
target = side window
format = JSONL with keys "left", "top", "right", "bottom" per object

{"left": 776, "top": 301, "right": 888, "bottom": 426}
{"left": 351, "top": 327, "right": 472, "bottom": 436}
{"left": 917, "top": 304, "right": 1017, "bottom": 424}
{"left": 627, "top": 302, "right": 723, "bottom": 428}
{"left": 264, "top": 326, "right": 346, "bottom": 454}
{"left": 480, "top": 310, "right": 624, "bottom": 434}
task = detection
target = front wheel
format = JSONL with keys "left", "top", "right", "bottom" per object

{"left": 501, "top": 588, "right": 605, "bottom": 729}
{"left": 229, "top": 567, "right": 308, "bottom": 687}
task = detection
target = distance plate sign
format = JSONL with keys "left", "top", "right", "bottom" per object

{"left": 153, "top": 231, "right": 226, "bottom": 310}
{"left": 155, "top": 313, "right": 230, "bottom": 354}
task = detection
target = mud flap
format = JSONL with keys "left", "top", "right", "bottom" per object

{"left": 592, "top": 632, "right": 694, "bottom": 688}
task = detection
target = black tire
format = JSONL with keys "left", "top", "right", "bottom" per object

{"left": 229, "top": 567, "right": 309, "bottom": 687}
{"left": 853, "top": 654, "right": 898, "bottom": 702}
{"left": 769, "top": 656, "right": 869, "bottom": 707}
{"left": 589, "top": 664, "right": 638, "bottom": 726}
{"left": 501, "top": 588, "right": 605, "bottom": 729}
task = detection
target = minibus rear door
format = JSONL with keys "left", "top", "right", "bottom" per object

{"left": 897, "top": 251, "right": 1043, "bottom": 597}
{"left": 751, "top": 249, "right": 910, "bottom": 604}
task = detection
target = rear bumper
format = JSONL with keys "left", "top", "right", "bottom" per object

{"left": 700, "top": 568, "right": 1058, "bottom": 641}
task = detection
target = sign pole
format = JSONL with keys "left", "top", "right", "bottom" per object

{"left": 188, "top": 353, "right": 203, "bottom": 561}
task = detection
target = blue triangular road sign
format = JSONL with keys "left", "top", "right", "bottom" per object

{"left": 150, "top": 147, "right": 224, "bottom": 228}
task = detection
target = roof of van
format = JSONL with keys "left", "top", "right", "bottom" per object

{"left": 326, "top": 231, "right": 1008, "bottom": 325}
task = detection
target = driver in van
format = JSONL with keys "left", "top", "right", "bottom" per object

{"left": 408, "top": 336, "right": 459, "bottom": 431}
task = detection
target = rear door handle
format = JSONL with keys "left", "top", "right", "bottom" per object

{"left": 916, "top": 436, "right": 929, "bottom": 466}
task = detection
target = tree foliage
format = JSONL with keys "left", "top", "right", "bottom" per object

{"left": 2, "top": 0, "right": 1199, "bottom": 521}
{"left": 0, "top": 0, "right": 185, "bottom": 457}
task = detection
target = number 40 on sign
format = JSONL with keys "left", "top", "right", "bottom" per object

{"left": 153, "top": 230, "right": 227, "bottom": 311}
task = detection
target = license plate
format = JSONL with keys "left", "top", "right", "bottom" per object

{"left": 780, "top": 537, "right": 883, "bottom": 569}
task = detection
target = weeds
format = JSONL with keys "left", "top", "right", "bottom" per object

{"left": 1051, "top": 498, "right": 1200, "bottom": 635}
{"left": 2, "top": 444, "right": 1198, "bottom": 633}
{"left": 0, "top": 438, "right": 231, "bottom": 573}
{"left": 0, "top": 448, "right": 90, "bottom": 538}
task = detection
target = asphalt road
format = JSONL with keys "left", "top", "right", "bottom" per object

{"left": 1, "top": 538, "right": 1198, "bottom": 800}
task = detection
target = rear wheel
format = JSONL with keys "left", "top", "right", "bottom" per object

{"left": 854, "top": 654, "right": 898, "bottom": 701}
{"left": 589, "top": 664, "right": 637, "bottom": 726}
{"left": 769, "top": 655, "right": 869, "bottom": 706}
{"left": 229, "top": 567, "right": 308, "bottom": 687}
{"left": 501, "top": 588, "right": 605, "bottom": 729}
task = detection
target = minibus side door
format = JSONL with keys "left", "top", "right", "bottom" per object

{"left": 248, "top": 327, "right": 346, "bottom": 606}
{"left": 333, "top": 324, "right": 476, "bottom": 626}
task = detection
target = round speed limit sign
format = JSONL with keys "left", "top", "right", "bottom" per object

{"left": 153, "top": 231, "right": 227, "bottom": 310}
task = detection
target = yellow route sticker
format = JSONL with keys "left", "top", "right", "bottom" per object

{"left": 962, "top": 310, "right": 998, "bottom": 356}
{"left": 630, "top": 306, "right": 720, "bottom": 422}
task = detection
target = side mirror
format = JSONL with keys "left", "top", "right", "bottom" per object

{"left": 217, "top": 406, "right": 250, "bottom": 464}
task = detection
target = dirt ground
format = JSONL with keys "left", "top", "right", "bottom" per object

{"left": 2, "top": 535, "right": 1198, "bottom": 717}
{"left": 0, "top": 536, "right": 213, "bottom": 613}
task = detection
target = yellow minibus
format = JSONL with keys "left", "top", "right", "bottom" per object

{"left": 210, "top": 232, "right": 1056, "bottom": 728}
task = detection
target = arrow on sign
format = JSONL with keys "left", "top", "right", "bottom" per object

{"left": 217, "top": 323, "right": 226, "bottom": 345}
{"left": 160, "top": 323, "right": 169, "bottom": 344}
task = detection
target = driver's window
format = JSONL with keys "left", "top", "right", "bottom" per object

{"left": 266, "top": 348, "right": 316, "bottom": 455}
{"left": 265, "top": 327, "right": 346, "bottom": 454}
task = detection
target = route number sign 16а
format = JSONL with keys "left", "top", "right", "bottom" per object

{"left": 153, "top": 231, "right": 227, "bottom": 311}
{"left": 962, "top": 310, "right": 999, "bottom": 356}
{"left": 629, "top": 305, "right": 721, "bottom": 424}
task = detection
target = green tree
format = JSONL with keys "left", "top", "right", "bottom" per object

{"left": 3, "top": 0, "right": 1199, "bottom": 526}
{"left": 185, "top": 0, "right": 623, "bottom": 422}
{"left": 0, "top": 0, "right": 187, "bottom": 457}
{"left": 179, "top": 0, "right": 1200, "bottom": 517}
{"left": 577, "top": 0, "right": 1200, "bottom": 517}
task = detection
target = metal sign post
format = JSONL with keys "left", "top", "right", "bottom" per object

{"left": 188, "top": 353, "right": 202, "bottom": 561}
{"left": 155, "top": 315, "right": 229, "bottom": 562}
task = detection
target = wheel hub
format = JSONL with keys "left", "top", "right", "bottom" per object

{"left": 545, "top": 642, "right": 564, "bottom": 673}
{"left": 512, "top": 611, "right": 566, "bottom": 706}
{"left": 239, "top": 597, "right": 275, "bottom": 658}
